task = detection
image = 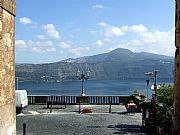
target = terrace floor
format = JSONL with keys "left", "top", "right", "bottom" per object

{"left": 16, "top": 105, "right": 152, "bottom": 135}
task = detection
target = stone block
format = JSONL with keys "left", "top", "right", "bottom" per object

{"left": 0, "top": 101, "right": 16, "bottom": 135}
{"left": 175, "top": 31, "right": 180, "bottom": 48}
{"left": 0, "top": 0, "right": 16, "bottom": 16}
{"left": 176, "top": 10, "right": 180, "bottom": 48}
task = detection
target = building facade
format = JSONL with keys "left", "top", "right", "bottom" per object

{"left": 174, "top": 0, "right": 180, "bottom": 134}
{"left": 0, "top": 0, "right": 16, "bottom": 134}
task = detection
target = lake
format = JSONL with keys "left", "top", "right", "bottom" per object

{"left": 17, "top": 79, "right": 173, "bottom": 97}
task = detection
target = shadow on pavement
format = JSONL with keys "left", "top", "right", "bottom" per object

{"left": 115, "top": 111, "right": 128, "bottom": 115}
{"left": 107, "top": 124, "right": 146, "bottom": 134}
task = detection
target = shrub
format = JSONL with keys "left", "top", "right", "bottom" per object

{"left": 155, "top": 84, "right": 173, "bottom": 135}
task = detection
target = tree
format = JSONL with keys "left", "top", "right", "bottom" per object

{"left": 156, "top": 84, "right": 173, "bottom": 134}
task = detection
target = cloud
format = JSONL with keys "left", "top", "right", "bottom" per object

{"left": 33, "top": 41, "right": 56, "bottom": 52}
{"left": 104, "top": 38, "right": 111, "bottom": 42}
{"left": 94, "top": 40, "right": 104, "bottom": 47}
{"left": 97, "top": 21, "right": 108, "bottom": 27}
{"left": 36, "top": 34, "right": 46, "bottom": 40}
{"left": 19, "top": 17, "right": 34, "bottom": 25}
{"left": 105, "top": 26, "right": 124, "bottom": 37}
{"left": 98, "top": 23, "right": 148, "bottom": 38}
{"left": 120, "top": 24, "right": 148, "bottom": 33}
{"left": 115, "top": 28, "right": 175, "bottom": 56}
{"left": 109, "top": 47, "right": 116, "bottom": 51}
{"left": 130, "top": 24, "right": 148, "bottom": 33}
{"left": 70, "top": 34, "right": 75, "bottom": 38}
{"left": 32, "top": 47, "right": 44, "bottom": 53}
{"left": 97, "top": 22, "right": 174, "bottom": 56}
{"left": 15, "top": 40, "right": 28, "bottom": 48}
{"left": 42, "top": 24, "right": 60, "bottom": 40}
{"left": 97, "top": 21, "right": 124, "bottom": 37}
{"left": 19, "top": 17, "right": 37, "bottom": 28}
{"left": 15, "top": 40, "right": 56, "bottom": 53}
{"left": 59, "top": 42, "right": 71, "bottom": 49}
{"left": 90, "top": 30, "right": 97, "bottom": 35}
{"left": 69, "top": 47, "right": 90, "bottom": 56}
{"left": 92, "top": 4, "right": 104, "bottom": 9}
{"left": 46, "top": 47, "right": 56, "bottom": 52}
{"left": 60, "top": 50, "right": 64, "bottom": 54}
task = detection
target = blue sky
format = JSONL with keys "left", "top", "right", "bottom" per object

{"left": 15, "top": 0, "right": 175, "bottom": 63}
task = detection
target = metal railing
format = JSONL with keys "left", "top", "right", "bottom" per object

{"left": 28, "top": 95, "right": 130, "bottom": 105}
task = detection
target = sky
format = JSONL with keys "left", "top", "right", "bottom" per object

{"left": 15, "top": 0, "right": 175, "bottom": 64}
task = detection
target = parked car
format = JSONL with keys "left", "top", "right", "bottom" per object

{"left": 15, "top": 90, "right": 28, "bottom": 114}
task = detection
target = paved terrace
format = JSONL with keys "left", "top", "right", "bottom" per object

{"left": 16, "top": 105, "right": 148, "bottom": 135}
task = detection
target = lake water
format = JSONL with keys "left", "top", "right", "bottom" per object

{"left": 17, "top": 79, "right": 173, "bottom": 97}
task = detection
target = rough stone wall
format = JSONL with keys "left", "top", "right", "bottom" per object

{"left": 0, "top": 0, "right": 16, "bottom": 135}
{"left": 173, "top": 0, "right": 180, "bottom": 134}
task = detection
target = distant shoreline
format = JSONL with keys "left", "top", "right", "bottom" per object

{"left": 16, "top": 79, "right": 173, "bottom": 96}
{"left": 16, "top": 78, "right": 174, "bottom": 83}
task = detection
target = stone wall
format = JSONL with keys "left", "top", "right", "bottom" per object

{"left": 173, "top": 0, "right": 180, "bottom": 134}
{"left": 0, "top": 0, "right": 16, "bottom": 134}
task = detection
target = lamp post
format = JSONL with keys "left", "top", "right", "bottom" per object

{"left": 145, "top": 70, "right": 160, "bottom": 131}
{"left": 146, "top": 79, "right": 149, "bottom": 101}
{"left": 145, "top": 70, "right": 159, "bottom": 100}
{"left": 16, "top": 77, "right": 19, "bottom": 90}
{"left": 77, "top": 69, "right": 90, "bottom": 96}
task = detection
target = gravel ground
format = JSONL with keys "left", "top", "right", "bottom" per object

{"left": 16, "top": 105, "right": 146, "bottom": 135}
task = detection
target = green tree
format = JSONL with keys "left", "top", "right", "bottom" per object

{"left": 156, "top": 84, "right": 173, "bottom": 134}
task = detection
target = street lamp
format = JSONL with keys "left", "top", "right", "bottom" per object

{"left": 145, "top": 70, "right": 160, "bottom": 100}
{"left": 16, "top": 77, "right": 19, "bottom": 90}
{"left": 77, "top": 69, "right": 90, "bottom": 96}
{"left": 146, "top": 79, "right": 149, "bottom": 101}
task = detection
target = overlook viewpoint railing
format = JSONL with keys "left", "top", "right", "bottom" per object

{"left": 28, "top": 95, "right": 130, "bottom": 105}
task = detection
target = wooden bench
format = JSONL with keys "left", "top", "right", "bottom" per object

{"left": 47, "top": 101, "right": 67, "bottom": 109}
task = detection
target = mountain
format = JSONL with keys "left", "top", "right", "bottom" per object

{"left": 15, "top": 48, "right": 174, "bottom": 82}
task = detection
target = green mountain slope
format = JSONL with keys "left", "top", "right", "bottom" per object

{"left": 15, "top": 48, "right": 174, "bottom": 82}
